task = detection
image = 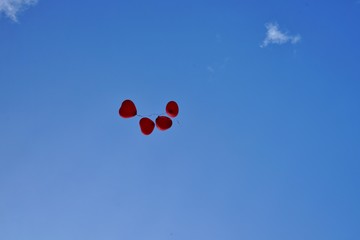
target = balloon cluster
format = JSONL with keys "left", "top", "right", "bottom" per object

{"left": 119, "top": 99, "right": 179, "bottom": 135}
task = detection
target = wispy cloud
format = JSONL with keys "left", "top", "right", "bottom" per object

{"left": 207, "top": 66, "right": 215, "bottom": 74}
{"left": 0, "top": 0, "right": 38, "bottom": 22}
{"left": 260, "top": 22, "right": 301, "bottom": 48}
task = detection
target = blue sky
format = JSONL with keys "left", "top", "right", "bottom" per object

{"left": 1, "top": 0, "right": 360, "bottom": 239}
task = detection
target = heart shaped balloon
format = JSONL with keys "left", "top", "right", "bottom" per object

{"left": 165, "top": 101, "right": 179, "bottom": 118}
{"left": 155, "top": 116, "right": 173, "bottom": 130}
{"left": 119, "top": 99, "right": 137, "bottom": 118}
{"left": 139, "top": 117, "right": 155, "bottom": 135}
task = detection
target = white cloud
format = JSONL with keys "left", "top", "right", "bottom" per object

{"left": 0, "top": 0, "right": 38, "bottom": 22}
{"left": 260, "top": 22, "right": 301, "bottom": 48}
{"left": 207, "top": 66, "right": 215, "bottom": 74}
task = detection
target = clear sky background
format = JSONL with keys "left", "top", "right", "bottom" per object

{"left": 1, "top": 1, "right": 360, "bottom": 239}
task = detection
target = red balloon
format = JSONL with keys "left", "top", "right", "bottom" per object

{"left": 166, "top": 101, "right": 179, "bottom": 118}
{"left": 139, "top": 117, "right": 155, "bottom": 135}
{"left": 119, "top": 99, "right": 137, "bottom": 118}
{"left": 156, "top": 116, "right": 172, "bottom": 130}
